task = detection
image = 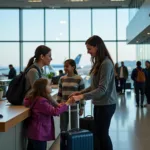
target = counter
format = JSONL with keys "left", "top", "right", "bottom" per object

{"left": 0, "top": 87, "right": 59, "bottom": 150}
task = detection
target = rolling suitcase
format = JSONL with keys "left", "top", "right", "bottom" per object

{"left": 60, "top": 102, "right": 93, "bottom": 150}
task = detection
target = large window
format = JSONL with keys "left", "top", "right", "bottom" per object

{"left": 93, "top": 9, "right": 116, "bottom": 40}
{"left": 0, "top": 8, "right": 132, "bottom": 75}
{"left": 46, "top": 9, "right": 69, "bottom": 41}
{"left": 117, "top": 9, "right": 129, "bottom": 40}
{"left": 0, "top": 43, "right": 19, "bottom": 74}
{"left": 0, "top": 10, "right": 19, "bottom": 41}
{"left": 70, "top": 42, "right": 91, "bottom": 66}
{"left": 105, "top": 42, "right": 116, "bottom": 63}
{"left": 23, "top": 42, "right": 44, "bottom": 67}
{"left": 70, "top": 9, "right": 91, "bottom": 40}
{"left": 118, "top": 42, "right": 136, "bottom": 82}
{"left": 46, "top": 42, "right": 69, "bottom": 64}
{"left": 23, "top": 10, "right": 44, "bottom": 41}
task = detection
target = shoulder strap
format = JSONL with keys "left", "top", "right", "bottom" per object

{"left": 25, "top": 65, "right": 42, "bottom": 78}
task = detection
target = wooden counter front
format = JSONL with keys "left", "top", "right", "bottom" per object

{"left": 0, "top": 88, "right": 58, "bottom": 132}
{"left": 0, "top": 101, "right": 30, "bottom": 132}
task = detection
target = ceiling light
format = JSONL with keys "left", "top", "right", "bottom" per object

{"left": 60, "top": 21, "right": 66, "bottom": 24}
{"left": 111, "top": 0, "right": 125, "bottom": 1}
{"left": 147, "top": 33, "right": 150, "bottom": 35}
{"left": 69, "top": 0, "right": 89, "bottom": 2}
{"left": 56, "top": 37, "right": 60, "bottom": 41}
{"left": 28, "top": 0, "right": 41, "bottom": 2}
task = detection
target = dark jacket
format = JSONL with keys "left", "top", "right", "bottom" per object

{"left": 131, "top": 67, "right": 145, "bottom": 86}
{"left": 119, "top": 66, "right": 128, "bottom": 79}
{"left": 8, "top": 67, "right": 16, "bottom": 79}
{"left": 144, "top": 68, "right": 150, "bottom": 88}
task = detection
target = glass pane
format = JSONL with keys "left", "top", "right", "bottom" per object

{"left": 105, "top": 42, "right": 116, "bottom": 63}
{"left": 117, "top": 9, "right": 129, "bottom": 40}
{"left": 23, "top": 10, "right": 44, "bottom": 41}
{"left": 23, "top": 42, "right": 44, "bottom": 68}
{"left": 70, "top": 9, "right": 91, "bottom": 40}
{"left": 118, "top": 42, "right": 136, "bottom": 83}
{"left": 70, "top": 42, "right": 91, "bottom": 66}
{"left": 0, "top": 10, "right": 19, "bottom": 41}
{"left": 46, "top": 42, "right": 69, "bottom": 71}
{"left": 93, "top": 9, "right": 116, "bottom": 40}
{"left": 46, "top": 9, "right": 69, "bottom": 41}
{"left": 0, "top": 43, "right": 19, "bottom": 75}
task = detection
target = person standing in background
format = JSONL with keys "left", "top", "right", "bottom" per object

{"left": 114, "top": 63, "right": 119, "bottom": 92}
{"left": 119, "top": 61, "right": 128, "bottom": 94}
{"left": 131, "top": 61, "right": 145, "bottom": 108}
{"left": 3, "top": 64, "right": 16, "bottom": 79}
{"left": 144, "top": 61, "right": 150, "bottom": 107}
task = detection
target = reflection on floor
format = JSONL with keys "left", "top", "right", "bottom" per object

{"left": 49, "top": 90, "right": 150, "bottom": 150}
{"left": 110, "top": 90, "right": 150, "bottom": 150}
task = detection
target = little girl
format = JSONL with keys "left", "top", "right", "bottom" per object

{"left": 57, "top": 59, "right": 85, "bottom": 131}
{"left": 24, "top": 78, "right": 73, "bottom": 150}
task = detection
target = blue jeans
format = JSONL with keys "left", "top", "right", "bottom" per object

{"left": 27, "top": 138, "right": 47, "bottom": 150}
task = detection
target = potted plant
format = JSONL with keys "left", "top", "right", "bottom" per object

{"left": 46, "top": 72, "right": 55, "bottom": 79}
{"left": 0, "top": 88, "right": 3, "bottom": 100}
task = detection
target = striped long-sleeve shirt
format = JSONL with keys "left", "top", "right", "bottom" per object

{"left": 57, "top": 75, "right": 85, "bottom": 112}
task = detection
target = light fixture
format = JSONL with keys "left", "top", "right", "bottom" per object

{"left": 28, "top": 0, "right": 41, "bottom": 2}
{"left": 111, "top": 0, "right": 125, "bottom": 1}
{"left": 136, "top": 40, "right": 139, "bottom": 43}
{"left": 60, "top": 21, "right": 66, "bottom": 24}
{"left": 147, "top": 32, "right": 150, "bottom": 35}
{"left": 69, "top": 0, "right": 89, "bottom": 2}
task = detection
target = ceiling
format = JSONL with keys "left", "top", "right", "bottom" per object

{"left": 0, "top": 0, "right": 132, "bottom": 8}
{"left": 128, "top": 25, "right": 150, "bottom": 44}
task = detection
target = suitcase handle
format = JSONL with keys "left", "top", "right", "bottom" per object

{"left": 85, "top": 115, "right": 93, "bottom": 118}
{"left": 68, "top": 101, "right": 80, "bottom": 130}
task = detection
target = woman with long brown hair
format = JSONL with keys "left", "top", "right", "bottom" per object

{"left": 70, "top": 35, "right": 117, "bottom": 150}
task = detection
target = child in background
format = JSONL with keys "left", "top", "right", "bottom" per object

{"left": 57, "top": 59, "right": 85, "bottom": 131}
{"left": 24, "top": 78, "right": 73, "bottom": 150}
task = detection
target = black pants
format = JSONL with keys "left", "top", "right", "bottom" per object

{"left": 145, "top": 87, "right": 150, "bottom": 104}
{"left": 115, "top": 77, "right": 119, "bottom": 92}
{"left": 120, "top": 78, "right": 126, "bottom": 93}
{"left": 135, "top": 84, "right": 145, "bottom": 106}
{"left": 94, "top": 104, "right": 116, "bottom": 150}
{"left": 27, "top": 138, "right": 47, "bottom": 150}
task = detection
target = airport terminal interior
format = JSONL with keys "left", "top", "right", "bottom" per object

{"left": 0, "top": 0, "right": 150, "bottom": 150}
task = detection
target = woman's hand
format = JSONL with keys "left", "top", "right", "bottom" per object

{"left": 65, "top": 97, "right": 75, "bottom": 105}
{"left": 72, "top": 94, "right": 84, "bottom": 102}
{"left": 69, "top": 91, "right": 81, "bottom": 98}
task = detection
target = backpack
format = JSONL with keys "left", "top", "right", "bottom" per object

{"left": 6, "top": 65, "right": 42, "bottom": 105}
{"left": 136, "top": 68, "right": 146, "bottom": 83}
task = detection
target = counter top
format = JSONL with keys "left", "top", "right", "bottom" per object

{"left": 0, "top": 101, "right": 30, "bottom": 132}
{"left": 0, "top": 88, "right": 58, "bottom": 132}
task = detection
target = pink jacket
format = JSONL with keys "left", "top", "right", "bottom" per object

{"left": 24, "top": 96, "right": 68, "bottom": 141}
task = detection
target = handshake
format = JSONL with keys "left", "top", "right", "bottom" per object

{"left": 65, "top": 92, "right": 84, "bottom": 106}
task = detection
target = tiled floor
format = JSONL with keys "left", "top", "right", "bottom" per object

{"left": 49, "top": 90, "right": 150, "bottom": 150}
{"left": 110, "top": 90, "right": 150, "bottom": 150}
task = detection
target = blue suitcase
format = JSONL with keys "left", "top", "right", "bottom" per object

{"left": 60, "top": 102, "right": 93, "bottom": 150}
